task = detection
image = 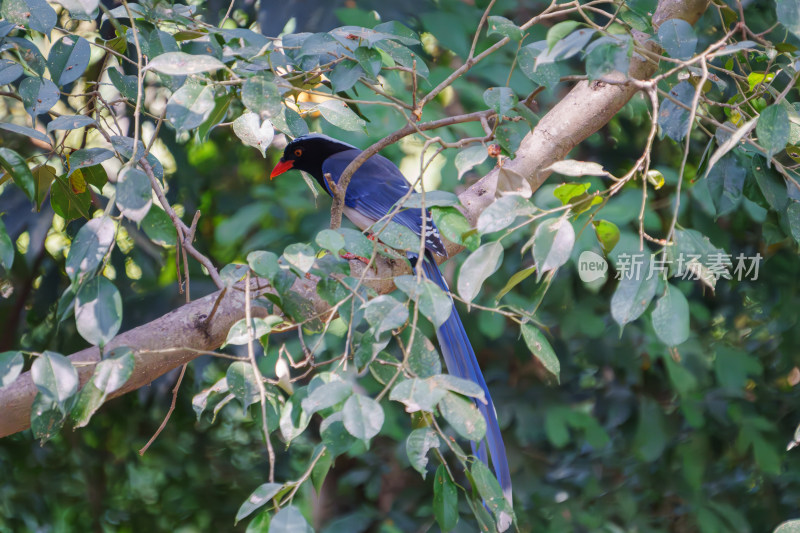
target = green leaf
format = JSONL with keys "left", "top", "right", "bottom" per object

{"left": 110, "top": 136, "right": 164, "bottom": 178}
{"left": 0, "top": 351, "right": 24, "bottom": 387}
{"left": 433, "top": 464, "right": 459, "bottom": 531}
{"left": 429, "top": 374, "right": 485, "bottom": 401}
{"left": 593, "top": 220, "right": 620, "bottom": 253}
{"left": 470, "top": 460, "right": 514, "bottom": 531}
{"left": 455, "top": 144, "right": 488, "bottom": 180}
{"left": 65, "top": 216, "right": 115, "bottom": 282}
{"left": 225, "top": 316, "right": 282, "bottom": 346}
{"left": 553, "top": 183, "right": 590, "bottom": 204}
{"left": 355, "top": 46, "right": 381, "bottom": 77}
{"left": 319, "top": 411, "right": 356, "bottom": 456}
{"left": 364, "top": 295, "right": 408, "bottom": 336}
{"left": 776, "top": 0, "right": 800, "bottom": 39}
{"left": 651, "top": 284, "right": 690, "bottom": 346}
{"left": 757, "top": 105, "right": 790, "bottom": 161}
{"left": 301, "top": 380, "right": 353, "bottom": 416}
{"left": 1, "top": 0, "right": 56, "bottom": 34}
{"left": 549, "top": 160, "right": 606, "bottom": 177}
{"left": 166, "top": 81, "right": 216, "bottom": 133}
{"left": 495, "top": 266, "right": 536, "bottom": 302}
{"left": 51, "top": 175, "right": 91, "bottom": 221}
{"left": 788, "top": 202, "right": 800, "bottom": 243}
{"left": 406, "top": 330, "right": 441, "bottom": 378}
{"left": 47, "top": 35, "right": 91, "bottom": 86}
{"left": 457, "top": 241, "right": 503, "bottom": 303}
{"left": 747, "top": 71, "right": 775, "bottom": 92}
{"left": 390, "top": 378, "right": 446, "bottom": 413}
{"left": 108, "top": 66, "right": 138, "bottom": 101}
{"left": 141, "top": 207, "right": 176, "bottom": 247}
{"left": 311, "top": 446, "right": 333, "bottom": 494}
{"left": 0, "top": 59, "right": 24, "bottom": 85}
{"left": 0, "top": 122, "right": 53, "bottom": 146}
{"left": 329, "top": 60, "right": 364, "bottom": 92}
{"left": 232, "top": 112, "right": 274, "bottom": 157}
{"left": 31, "top": 351, "right": 78, "bottom": 404}
{"left": 657, "top": 19, "right": 697, "bottom": 59}
{"left": 483, "top": 87, "right": 517, "bottom": 115}
{"left": 241, "top": 74, "right": 282, "bottom": 118}
{"left": 705, "top": 153, "right": 745, "bottom": 217}
{"left": 19, "top": 77, "right": 59, "bottom": 118}
{"left": 116, "top": 167, "right": 152, "bottom": 223}
{"left": 774, "top": 521, "right": 800, "bottom": 533}
{"left": 518, "top": 42, "right": 560, "bottom": 89}
{"left": 5, "top": 37, "right": 47, "bottom": 76}
{"left": 705, "top": 119, "right": 757, "bottom": 179}
{"left": 0, "top": 218, "right": 14, "bottom": 271}
{"left": 317, "top": 100, "right": 367, "bottom": 132}
{"left": 34, "top": 165, "right": 56, "bottom": 210}
{"left": 269, "top": 506, "right": 313, "bottom": 533}
{"left": 406, "top": 427, "right": 440, "bottom": 477}
{"left": 283, "top": 243, "right": 315, "bottom": 274}
{"left": 659, "top": 81, "right": 694, "bottom": 141}
{"left": 477, "top": 195, "right": 535, "bottom": 234}
{"left": 521, "top": 324, "right": 560, "bottom": 382}
{"left": 487, "top": 15, "right": 522, "bottom": 41}
{"left": 537, "top": 28, "right": 596, "bottom": 66}
{"left": 342, "top": 394, "right": 384, "bottom": 440}
{"left": 74, "top": 277, "right": 122, "bottom": 346}
{"left": 752, "top": 155, "right": 789, "bottom": 211}
{"left": 532, "top": 217, "right": 575, "bottom": 279}
{"left": 235, "top": 483, "right": 282, "bottom": 524}
{"left": 30, "top": 393, "right": 67, "bottom": 443}
{"left": 280, "top": 392, "right": 312, "bottom": 443}
{"left": 247, "top": 250, "right": 280, "bottom": 280}
{"left": 72, "top": 347, "right": 135, "bottom": 428}
{"left": 439, "top": 392, "right": 486, "bottom": 441}
{"left": 67, "top": 148, "right": 114, "bottom": 178}
{"left": 546, "top": 20, "right": 583, "bottom": 50}
{"left": 315, "top": 228, "right": 346, "bottom": 254}
{"left": 93, "top": 346, "right": 134, "bottom": 394}
{"left": 0, "top": 147, "right": 36, "bottom": 201}
{"left": 394, "top": 275, "right": 452, "bottom": 328}
{"left": 145, "top": 51, "right": 226, "bottom": 75}
{"left": 585, "top": 37, "right": 631, "bottom": 79}
{"left": 610, "top": 255, "right": 658, "bottom": 327}
{"left": 47, "top": 115, "right": 95, "bottom": 132}
{"left": 432, "top": 207, "right": 479, "bottom": 251}
{"left": 226, "top": 361, "right": 261, "bottom": 411}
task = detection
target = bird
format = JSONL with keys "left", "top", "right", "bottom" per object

{"left": 270, "top": 133, "right": 512, "bottom": 505}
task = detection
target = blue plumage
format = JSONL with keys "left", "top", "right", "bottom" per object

{"left": 273, "top": 134, "right": 512, "bottom": 504}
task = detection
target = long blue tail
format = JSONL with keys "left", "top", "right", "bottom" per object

{"left": 417, "top": 254, "right": 512, "bottom": 504}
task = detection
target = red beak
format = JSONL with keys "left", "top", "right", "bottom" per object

{"left": 270, "top": 159, "right": 294, "bottom": 179}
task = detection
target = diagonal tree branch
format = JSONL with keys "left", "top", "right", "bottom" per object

{"left": 0, "top": 0, "right": 709, "bottom": 439}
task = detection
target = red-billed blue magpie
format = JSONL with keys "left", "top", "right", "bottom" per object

{"left": 270, "top": 133, "right": 512, "bottom": 504}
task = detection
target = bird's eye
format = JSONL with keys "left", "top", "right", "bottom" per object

{"left": 294, "top": 148, "right": 303, "bottom": 157}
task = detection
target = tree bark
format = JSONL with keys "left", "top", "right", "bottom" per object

{"left": 0, "top": 0, "right": 709, "bottom": 438}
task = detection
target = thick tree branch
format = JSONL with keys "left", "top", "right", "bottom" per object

{"left": 0, "top": 0, "right": 710, "bottom": 438}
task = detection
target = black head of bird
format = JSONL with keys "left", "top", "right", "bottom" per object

{"left": 269, "top": 134, "right": 357, "bottom": 187}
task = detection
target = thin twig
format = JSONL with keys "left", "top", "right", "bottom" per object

{"left": 138, "top": 364, "right": 187, "bottom": 455}
{"left": 245, "top": 271, "right": 276, "bottom": 482}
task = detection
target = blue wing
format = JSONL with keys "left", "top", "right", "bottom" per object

{"left": 321, "top": 151, "right": 447, "bottom": 257}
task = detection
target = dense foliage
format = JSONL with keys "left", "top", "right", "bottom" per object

{"left": 2, "top": 0, "right": 800, "bottom": 531}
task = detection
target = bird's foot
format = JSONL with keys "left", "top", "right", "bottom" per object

{"left": 340, "top": 252, "right": 370, "bottom": 265}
